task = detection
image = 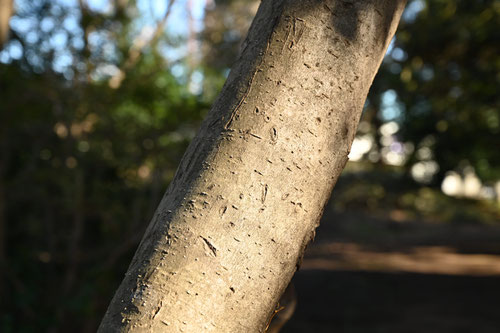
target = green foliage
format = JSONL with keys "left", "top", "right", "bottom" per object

{"left": 335, "top": 166, "right": 500, "bottom": 225}
{"left": 0, "top": 1, "right": 207, "bottom": 331}
{"left": 375, "top": 0, "right": 500, "bottom": 182}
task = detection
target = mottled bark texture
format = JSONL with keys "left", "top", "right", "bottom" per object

{"left": 99, "top": 0, "right": 406, "bottom": 332}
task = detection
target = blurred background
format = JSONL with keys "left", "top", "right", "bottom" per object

{"left": 0, "top": 0, "right": 498, "bottom": 332}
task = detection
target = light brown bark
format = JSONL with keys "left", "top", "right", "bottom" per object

{"left": 0, "top": 0, "right": 13, "bottom": 49}
{"left": 98, "top": 0, "right": 406, "bottom": 332}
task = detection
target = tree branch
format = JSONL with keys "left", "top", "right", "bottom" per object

{"left": 109, "top": 0, "right": 176, "bottom": 89}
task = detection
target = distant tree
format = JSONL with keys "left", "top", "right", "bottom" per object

{"left": 371, "top": 0, "right": 500, "bottom": 184}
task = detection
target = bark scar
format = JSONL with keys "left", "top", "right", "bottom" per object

{"left": 282, "top": 16, "right": 306, "bottom": 53}
{"left": 291, "top": 18, "right": 305, "bottom": 50}
{"left": 280, "top": 18, "right": 292, "bottom": 54}
{"left": 219, "top": 205, "right": 227, "bottom": 217}
{"left": 200, "top": 236, "right": 217, "bottom": 257}
{"left": 152, "top": 301, "right": 162, "bottom": 319}
{"left": 224, "top": 15, "right": 278, "bottom": 130}
{"left": 261, "top": 184, "right": 268, "bottom": 204}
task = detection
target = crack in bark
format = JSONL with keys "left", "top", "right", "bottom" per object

{"left": 261, "top": 184, "right": 268, "bottom": 204}
{"left": 200, "top": 236, "right": 217, "bottom": 257}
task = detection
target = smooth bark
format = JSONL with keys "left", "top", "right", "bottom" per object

{"left": 99, "top": 0, "right": 406, "bottom": 332}
{"left": 0, "top": 0, "right": 13, "bottom": 49}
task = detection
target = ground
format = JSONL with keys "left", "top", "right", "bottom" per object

{"left": 281, "top": 203, "right": 500, "bottom": 332}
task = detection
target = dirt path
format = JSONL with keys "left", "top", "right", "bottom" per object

{"left": 283, "top": 269, "right": 500, "bottom": 333}
{"left": 304, "top": 242, "right": 500, "bottom": 276}
{"left": 281, "top": 211, "right": 500, "bottom": 332}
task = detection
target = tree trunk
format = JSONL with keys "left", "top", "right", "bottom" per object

{"left": 98, "top": 0, "right": 406, "bottom": 332}
{"left": 0, "top": 0, "right": 13, "bottom": 49}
